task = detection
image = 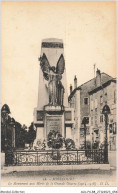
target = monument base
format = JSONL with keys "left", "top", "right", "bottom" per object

{"left": 33, "top": 106, "right": 75, "bottom": 149}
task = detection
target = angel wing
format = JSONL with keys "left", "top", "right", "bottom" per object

{"left": 56, "top": 54, "right": 65, "bottom": 75}
{"left": 40, "top": 53, "right": 50, "bottom": 80}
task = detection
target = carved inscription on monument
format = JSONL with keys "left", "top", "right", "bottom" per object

{"left": 46, "top": 116, "right": 62, "bottom": 135}
{"left": 42, "top": 42, "right": 63, "bottom": 48}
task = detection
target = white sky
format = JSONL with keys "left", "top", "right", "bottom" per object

{"left": 1, "top": 1, "right": 117, "bottom": 127}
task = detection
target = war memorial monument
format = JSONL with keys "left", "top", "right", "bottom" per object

{"left": 2, "top": 38, "right": 111, "bottom": 168}
{"left": 33, "top": 38, "right": 75, "bottom": 148}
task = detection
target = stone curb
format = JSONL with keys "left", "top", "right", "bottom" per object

{"left": 1, "top": 164, "right": 111, "bottom": 174}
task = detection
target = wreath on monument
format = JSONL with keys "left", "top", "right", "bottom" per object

{"left": 64, "top": 138, "right": 75, "bottom": 150}
{"left": 47, "top": 130, "right": 63, "bottom": 149}
{"left": 47, "top": 130, "right": 63, "bottom": 160}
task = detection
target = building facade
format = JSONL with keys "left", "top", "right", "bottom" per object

{"left": 68, "top": 69, "right": 116, "bottom": 150}
{"left": 89, "top": 78, "right": 117, "bottom": 150}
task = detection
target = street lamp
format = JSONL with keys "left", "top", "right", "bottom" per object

{"left": 5, "top": 117, "right": 15, "bottom": 166}
{"left": 1, "top": 104, "right": 11, "bottom": 150}
{"left": 9, "top": 117, "right": 16, "bottom": 149}
{"left": 82, "top": 117, "right": 89, "bottom": 150}
{"left": 102, "top": 104, "right": 111, "bottom": 164}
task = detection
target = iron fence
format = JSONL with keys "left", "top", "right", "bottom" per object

{"left": 5, "top": 149, "right": 105, "bottom": 166}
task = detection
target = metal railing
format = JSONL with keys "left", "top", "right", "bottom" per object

{"left": 5, "top": 149, "right": 105, "bottom": 166}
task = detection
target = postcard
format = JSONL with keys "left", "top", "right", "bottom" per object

{"left": 1, "top": 1, "right": 117, "bottom": 193}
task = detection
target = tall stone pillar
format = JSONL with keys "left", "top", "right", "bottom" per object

{"left": 34, "top": 39, "right": 74, "bottom": 148}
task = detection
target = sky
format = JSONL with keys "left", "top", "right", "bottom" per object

{"left": 1, "top": 1, "right": 117, "bottom": 127}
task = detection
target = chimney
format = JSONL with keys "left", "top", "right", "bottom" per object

{"left": 96, "top": 69, "right": 101, "bottom": 86}
{"left": 74, "top": 76, "right": 77, "bottom": 89}
{"left": 70, "top": 84, "right": 72, "bottom": 94}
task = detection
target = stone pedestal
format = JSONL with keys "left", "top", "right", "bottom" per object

{"left": 44, "top": 105, "right": 65, "bottom": 138}
{"left": 34, "top": 106, "right": 74, "bottom": 148}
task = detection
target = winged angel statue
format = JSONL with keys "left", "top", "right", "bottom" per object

{"left": 39, "top": 53, "right": 65, "bottom": 106}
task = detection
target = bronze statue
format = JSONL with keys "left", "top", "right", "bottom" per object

{"left": 39, "top": 53, "right": 65, "bottom": 106}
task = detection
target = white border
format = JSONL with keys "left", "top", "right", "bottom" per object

{"left": 0, "top": 0, "right": 118, "bottom": 193}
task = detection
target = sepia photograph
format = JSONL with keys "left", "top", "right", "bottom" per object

{"left": 1, "top": 1, "right": 117, "bottom": 193}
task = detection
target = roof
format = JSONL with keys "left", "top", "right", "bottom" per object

{"left": 68, "top": 72, "right": 114, "bottom": 101}
{"left": 68, "top": 87, "right": 81, "bottom": 101}
{"left": 88, "top": 78, "right": 116, "bottom": 95}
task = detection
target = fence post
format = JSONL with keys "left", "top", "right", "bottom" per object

{"left": 77, "top": 150, "right": 78, "bottom": 164}
{"left": 67, "top": 150, "right": 69, "bottom": 164}
{"left": 37, "top": 151, "right": 38, "bottom": 165}
{"left": 5, "top": 151, "right": 14, "bottom": 166}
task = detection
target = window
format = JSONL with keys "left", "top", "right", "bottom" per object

{"left": 84, "top": 97, "right": 89, "bottom": 105}
{"left": 95, "top": 115, "right": 97, "bottom": 125}
{"left": 113, "top": 122, "right": 116, "bottom": 134}
{"left": 114, "top": 91, "right": 116, "bottom": 104}
{"left": 109, "top": 124, "right": 113, "bottom": 133}
{"left": 95, "top": 99, "right": 97, "bottom": 108}
{"left": 95, "top": 131, "right": 99, "bottom": 140}
{"left": 91, "top": 117, "right": 93, "bottom": 126}
{"left": 100, "top": 115, "right": 103, "bottom": 123}
{"left": 37, "top": 111, "right": 44, "bottom": 121}
{"left": 95, "top": 108, "right": 97, "bottom": 113}
{"left": 100, "top": 96, "right": 103, "bottom": 104}
{"left": 65, "top": 111, "right": 72, "bottom": 121}
{"left": 91, "top": 101, "right": 93, "bottom": 110}
{"left": 105, "top": 93, "right": 107, "bottom": 103}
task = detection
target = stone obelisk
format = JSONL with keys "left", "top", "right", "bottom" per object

{"left": 34, "top": 38, "right": 74, "bottom": 147}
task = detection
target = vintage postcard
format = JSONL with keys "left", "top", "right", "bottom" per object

{"left": 1, "top": 1, "right": 117, "bottom": 193}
